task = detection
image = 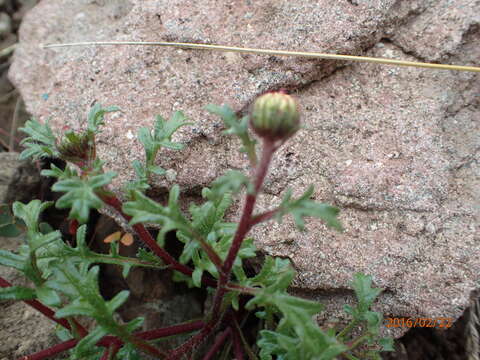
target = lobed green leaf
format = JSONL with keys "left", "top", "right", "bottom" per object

{"left": 52, "top": 171, "right": 117, "bottom": 223}
{"left": 276, "top": 186, "right": 342, "bottom": 231}
{"left": 19, "top": 118, "right": 59, "bottom": 160}
{"left": 0, "top": 286, "right": 36, "bottom": 301}
{"left": 87, "top": 103, "right": 120, "bottom": 133}
{"left": 12, "top": 200, "right": 53, "bottom": 233}
{"left": 206, "top": 104, "right": 257, "bottom": 160}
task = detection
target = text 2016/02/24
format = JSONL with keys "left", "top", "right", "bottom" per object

{"left": 386, "top": 317, "right": 453, "bottom": 328}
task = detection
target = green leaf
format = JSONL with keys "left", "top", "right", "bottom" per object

{"left": 36, "top": 285, "right": 62, "bottom": 307}
{"left": 12, "top": 200, "right": 53, "bottom": 233}
{"left": 41, "top": 163, "right": 79, "bottom": 180}
{"left": 210, "top": 170, "right": 253, "bottom": 199}
{"left": 276, "top": 186, "right": 342, "bottom": 231}
{"left": 250, "top": 257, "right": 292, "bottom": 288}
{"left": 379, "top": 337, "right": 395, "bottom": 352}
{"left": 351, "top": 273, "right": 382, "bottom": 312}
{"left": 124, "top": 317, "right": 144, "bottom": 333}
{"left": 107, "top": 290, "right": 130, "bottom": 312}
{"left": 52, "top": 172, "right": 117, "bottom": 223}
{"left": 205, "top": 104, "right": 256, "bottom": 158}
{"left": 39, "top": 222, "right": 54, "bottom": 234}
{"left": 0, "top": 223, "right": 22, "bottom": 237}
{"left": 0, "top": 204, "right": 24, "bottom": 237}
{"left": 19, "top": 118, "right": 59, "bottom": 160}
{"left": 0, "top": 286, "right": 36, "bottom": 301}
{"left": 192, "top": 267, "right": 203, "bottom": 288}
{"left": 124, "top": 186, "right": 191, "bottom": 248}
{"left": 138, "top": 111, "right": 191, "bottom": 166}
{"left": 55, "top": 300, "right": 96, "bottom": 318}
{"left": 153, "top": 111, "right": 190, "bottom": 148}
{"left": 364, "top": 311, "right": 382, "bottom": 335}
{"left": 0, "top": 204, "right": 14, "bottom": 225}
{"left": 136, "top": 248, "right": 163, "bottom": 265}
{"left": 0, "top": 249, "right": 26, "bottom": 270}
{"left": 246, "top": 255, "right": 350, "bottom": 359}
{"left": 124, "top": 160, "right": 151, "bottom": 195}
{"left": 74, "top": 326, "right": 107, "bottom": 358}
{"left": 117, "top": 343, "right": 143, "bottom": 360}
{"left": 87, "top": 103, "right": 120, "bottom": 133}
{"left": 149, "top": 165, "right": 166, "bottom": 175}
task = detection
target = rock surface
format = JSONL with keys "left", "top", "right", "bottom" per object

{"left": 9, "top": 0, "right": 480, "bottom": 337}
{"left": 0, "top": 236, "right": 60, "bottom": 360}
{"left": 0, "top": 152, "right": 53, "bottom": 359}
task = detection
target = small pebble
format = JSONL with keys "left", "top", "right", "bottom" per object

{"left": 165, "top": 169, "right": 177, "bottom": 182}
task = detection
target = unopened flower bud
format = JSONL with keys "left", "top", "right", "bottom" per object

{"left": 251, "top": 91, "right": 300, "bottom": 141}
{"left": 57, "top": 131, "right": 95, "bottom": 163}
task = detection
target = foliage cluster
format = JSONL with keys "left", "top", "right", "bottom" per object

{"left": 0, "top": 100, "right": 393, "bottom": 359}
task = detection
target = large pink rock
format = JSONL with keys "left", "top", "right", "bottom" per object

{"left": 9, "top": 0, "right": 479, "bottom": 335}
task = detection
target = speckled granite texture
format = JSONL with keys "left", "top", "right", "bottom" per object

{"left": 9, "top": 0, "right": 480, "bottom": 337}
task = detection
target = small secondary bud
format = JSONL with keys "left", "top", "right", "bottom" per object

{"left": 57, "top": 131, "right": 95, "bottom": 163}
{"left": 251, "top": 91, "right": 300, "bottom": 141}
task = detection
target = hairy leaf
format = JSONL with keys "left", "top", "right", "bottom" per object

{"left": 276, "top": 186, "right": 342, "bottom": 231}
{"left": 52, "top": 171, "right": 116, "bottom": 223}
{"left": 138, "top": 111, "right": 190, "bottom": 166}
{"left": 205, "top": 104, "right": 256, "bottom": 159}
{"left": 12, "top": 200, "right": 53, "bottom": 233}
{"left": 41, "top": 163, "right": 79, "bottom": 180}
{"left": 0, "top": 286, "right": 36, "bottom": 301}
{"left": 209, "top": 170, "right": 253, "bottom": 199}
{"left": 19, "top": 118, "right": 59, "bottom": 160}
{"left": 87, "top": 103, "right": 120, "bottom": 133}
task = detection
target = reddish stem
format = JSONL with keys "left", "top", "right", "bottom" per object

{"left": 0, "top": 276, "right": 88, "bottom": 337}
{"left": 167, "top": 139, "right": 276, "bottom": 359}
{"left": 136, "top": 320, "right": 204, "bottom": 340}
{"left": 230, "top": 323, "right": 244, "bottom": 360}
{"left": 21, "top": 321, "right": 205, "bottom": 360}
{"left": 250, "top": 207, "right": 279, "bottom": 227}
{"left": 221, "top": 139, "right": 275, "bottom": 274}
{"left": 126, "top": 336, "right": 166, "bottom": 359}
{"left": 101, "top": 194, "right": 216, "bottom": 287}
{"left": 68, "top": 219, "right": 79, "bottom": 237}
{"left": 202, "top": 328, "right": 231, "bottom": 360}
{"left": 18, "top": 339, "right": 78, "bottom": 360}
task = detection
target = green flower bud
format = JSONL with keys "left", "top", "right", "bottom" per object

{"left": 251, "top": 91, "right": 300, "bottom": 141}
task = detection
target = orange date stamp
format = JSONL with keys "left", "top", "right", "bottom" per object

{"left": 385, "top": 317, "right": 453, "bottom": 329}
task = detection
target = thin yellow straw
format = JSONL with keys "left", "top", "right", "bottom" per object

{"left": 42, "top": 41, "right": 480, "bottom": 73}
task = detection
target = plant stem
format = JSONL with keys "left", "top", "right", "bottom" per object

{"left": 68, "top": 219, "right": 79, "bottom": 237}
{"left": 167, "top": 139, "right": 276, "bottom": 359}
{"left": 18, "top": 339, "right": 78, "bottom": 360}
{"left": 21, "top": 321, "right": 205, "bottom": 360}
{"left": 202, "top": 328, "right": 231, "bottom": 360}
{"left": 124, "top": 335, "right": 167, "bottom": 359}
{"left": 347, "top": 333, "right": 370, "bottom": 352}
{"left": 136, "top": 320, "right": 204, "bottom": 340}
{"left": 230, "top": 323, "right": 244, "bottom": 360}
{"left": 221, "top": 139, "right": 275, "bottom": 275}
{"left": 101, "top": 194, "right": 216, "bottom": 287}
{"left": 42, "top": 40, "right": 480, "bottom": 73}
{"left": 232, "top": 315, "right": 258, "bottom": 360}
{"left": 249, "top": 208, "right": 279, "bottom": 227}
{"left": 188, "top": 227, "right": 224, "bottom": 274}
{"left": 336, "top": 319, "right": 358, "bottom": 340}
{"left": 0, "top": 276, "right": 88, "bottom": 336}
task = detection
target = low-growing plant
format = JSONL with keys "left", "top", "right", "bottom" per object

{"left": 0, "top": 93, "right": 393, "bottom": 359}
